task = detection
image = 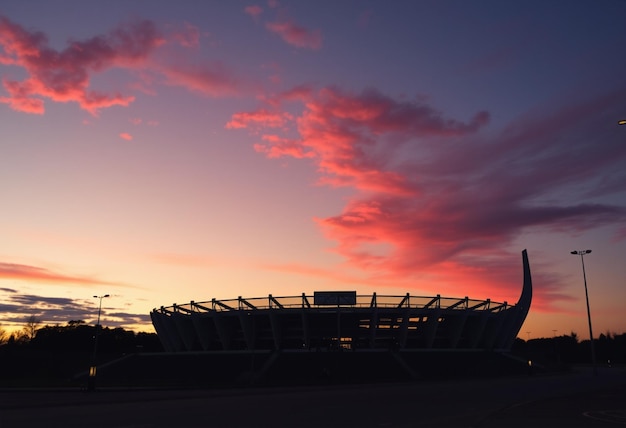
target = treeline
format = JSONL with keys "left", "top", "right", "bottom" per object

{"left": 0, "top": 319, "right": 164, "bottom": 386}
{"left": 512, "top": 332, "right": 626, "bottom": 366}
{"left": 0, "top": 319, "right": 162, "bottom": 353}
{"left": 1, "top": 320, "right": 624, "bottom": 365}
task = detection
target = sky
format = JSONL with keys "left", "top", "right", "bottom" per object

{"left": 1, "top": 0, "right": 625, "bottom": 341}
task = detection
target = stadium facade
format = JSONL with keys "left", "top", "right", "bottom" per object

{"left": 150, "top": 250, "right": 532, "bottom": 354}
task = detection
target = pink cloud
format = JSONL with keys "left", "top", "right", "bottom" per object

{"left": 0, "top": 16, "right": 243, "bottom": 115}
{"left": 0, "top": 262, "right": 115, "bottom": 286}
{"left": 265, "top": 20, "right": 322, "bottom": 50}
{"left": 151, "top": 253, "right": 215, "bottom": 267}
{"left": 357, "top": 9, "right": 373, "bottom": 29}
{"left": 158, "top": 62, "right": 241, "bottom": 96}
{"left": 119, "top": 132, "right": 133, "bottom": 141}
{"left": 234, "top": 87, "right": 488, "bottom": 195}
{"left": 244, "top": 5, "right": 263, "bottom": 18}
{"left": 168, "top": 22, "right": 201, "bottom": 47}
{"left": 260, "top": 262, "right": 374, "bottom": 286}
{"left": 0, "top": 16, "right": 162, "bottom": 114}
{"left": 228, "top": 86, "right": 626, "bottom": 308}
{"left": 225, "top": 109, "right": 293, "bottom": 129}
{"left": 462, "top": 46, "right": 517, "bottom": 74}
{"left": 0, "top": 79, "right": 44, "bottom": 113}
{"left": 254, "top": 134, "right": 314, "bottom": 159}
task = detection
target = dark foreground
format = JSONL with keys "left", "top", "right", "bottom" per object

{"left": 0, "top": 366, "right": 624, "bottom": 428}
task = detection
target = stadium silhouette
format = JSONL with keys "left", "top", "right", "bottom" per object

{"left": 138, "top": 250, "right": 533, "bottom": 385}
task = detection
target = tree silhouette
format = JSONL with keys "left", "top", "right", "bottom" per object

{"left": 0, "top": 324, "right": 7, "bottom": 345}
{"left": 22, "top": 315, "right": 41, "bottom": 341}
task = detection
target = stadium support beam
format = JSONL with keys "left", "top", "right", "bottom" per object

{"left": 172, "top": 312, "right": 196, "bottom": 351}
{"left": 269, "top": 308, "right": 282, "bottom": 349}
{"left": 238, "top": 296, "right": 257, "bottom": 310}
{"left": 301, "top": 308, "right": 310, "bottom": 348}
{"left": 212, "top": 298, "right": 234, "bottom": 311}
{"left": 237, "top": 307, "right": 255, "bottom": 349}
{"left": 466, "top": 312, "right": 489, "bottom": 348}
{"left": 447, "top": 311, "right": 468, "bottom": 349}
{"left": 150, "top": 312, "right": 176, "bottom": 352}
{"left": 480, "top": 314, "right": 500, "bottom": 349}
{"left": 397, "top": 293, "right": 410, "bottom": 308}
{"left": 191, "top": 315, "right": 212, "bottom": 351}
{"left": 423, "top": 309, "right": 440, "bottom": 348}
{"left": 424, "top": 295, "right": 440, "bottom": 309}
{"left": 173, "top": 304, "right": 193, "bottom": 314}
{"left": 369, "top": 305, "right": 378, "bottom": 347}
{"left": 269, "top": 294, "right": 284, "bottom": 309}
{"left": 301, "top": 293, "right": 311, "bottom": 309}
{"left": 161, "top": 313, "right": 184, "bottom": 352}
{"left": 447, "top": 297, "right": 469, "bottom": 310}
{"left": 493, "top": 250, "right": 532, "bottom": 350}
{"left": 489, "top": 302, "right": 508, "bottom": 312}
{"left": 192, "top": 302, "right": 212, "bottom": 312}
{"left": 469, "top": 299, "right": 490, "bottom": 311}
{"left": 398, "top": 308, "right": 410, "bottom": 348}
{"left": 212, "top": 311, "right": 233, "bottom": 350}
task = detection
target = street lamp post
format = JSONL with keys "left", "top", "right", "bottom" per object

{"left": 571, "top": 250, "right": 597, "bottom": 376}
{"left": 88, "top": 294, "right": 110, "bottom": 391}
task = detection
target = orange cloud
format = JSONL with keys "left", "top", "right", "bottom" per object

{"left": 119, "top": 132, "right": 133, "bottom": 141}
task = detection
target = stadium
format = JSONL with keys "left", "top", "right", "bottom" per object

{"left": 146, "top": 250, "right": 532, "bottom": 384}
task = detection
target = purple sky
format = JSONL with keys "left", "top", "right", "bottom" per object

{"left": 1, "top": 1, "right": 625, "bottom": 339}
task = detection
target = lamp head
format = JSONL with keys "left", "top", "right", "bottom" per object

{"left": 570, "top": 251, "right": 578, "bottom": 255}
{"left": 585, "top": 250, "right": 592, "bottom": 254}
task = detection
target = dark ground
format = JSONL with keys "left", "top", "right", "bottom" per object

{"left": 0, "top": 366, "right": 624, "bottom": 428}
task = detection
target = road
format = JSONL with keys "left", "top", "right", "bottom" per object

{"left": 0, "top": 366, "right": 624, "bottom": 427}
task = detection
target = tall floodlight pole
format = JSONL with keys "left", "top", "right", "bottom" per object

{"left": 571, "top": 250, "right": 597, "bottom": 376}
{"left": 88, "top": 294, "right": 110, "bottom": 391}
